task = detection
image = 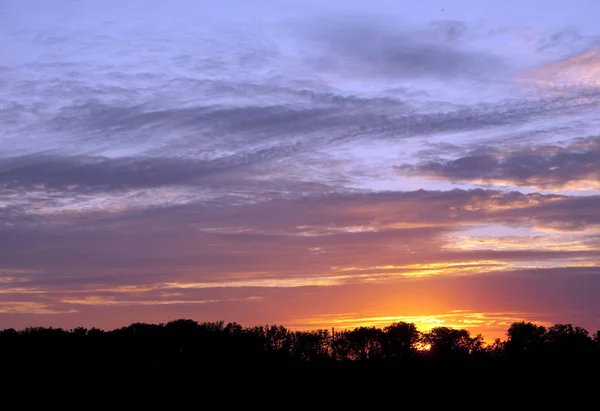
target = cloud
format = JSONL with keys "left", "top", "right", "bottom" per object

{"left": 1, "top": 188, "right": 599, "bottom": 300}
{"left": 3, "top": 76, "right": 594, "bottom": 165}
{"left": 533, "top": 27, "right": 598, "bottom": 55}
{"left": 5, "top": 9, "right": 599, "bottom": 166}
{"left": 396, "top": 136, "right": 600, "bottom": 190}
{"left": 3, "top": 84, "right": 599, "bottom": 191}
{"left": 60, "top": 296, "right": 219, "bottom": 306}
{"left": 428, "top": 20, "right": 469, "bottom": 43}
{"left": 524, "top": 46, "right": 600, "bottom": 89}
{"left": 5, "top": 187, "right": 600, "bottom": 239}
{"left": 297, "top": 14, "right": 506, "bottom": 81}
{"left": 0, "top": 153, "right": 265, "bottom": 193}
{"left": 0, "top": 301, "right": 76, "bottom": 315}
{"left": 5, "top": 264, "right": 600, "bottom": 340}
{"left": 442, "top": 233, "right": 598, "bottom": 252}
{"left": 5, "top": 88, "right": 600, "bottom": 222}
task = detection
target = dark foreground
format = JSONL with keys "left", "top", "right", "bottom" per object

{"left": 2, "top": 319, "right": 599, "bottom": 400}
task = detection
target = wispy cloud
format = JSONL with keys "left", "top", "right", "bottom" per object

{"left": 0, "top": 301, "right": 77, "bottom": 315}
{"left": 396, "top": 137, "right": 600, "bottom": 191}
{"left": 60, "top": 296, "right": 219, "bottom": 306}
{"left": 524, "top": 47, "right": 600, "bottom": 89}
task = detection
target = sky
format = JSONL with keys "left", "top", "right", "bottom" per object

{"left": 1, "top": 0, "right": 599, "bottom": 340}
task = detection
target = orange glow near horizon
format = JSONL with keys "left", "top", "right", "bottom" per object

{"left": 288, "top": 310, "right": 555, "bottom": 342}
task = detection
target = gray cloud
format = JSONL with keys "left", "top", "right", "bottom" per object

{"left": 534, "top": 26, "right": 600, "bottom": 56}
{"left": 0, "top": 155, "right": 223, "bottom": 191}
{"left": 428, "top": 20, "right": 469, "bottom": 43}
{"left": 2, "top": 2, "right": 599, "bottom": 167}
{"left": 297, "top": 14, "right": 505, "bottom": 81}
{"left": 396, "top": 136, "right": 600, "bottom": 190}
{"left": 3, "top": 83, "right": 596, "bottom": 164}
{"left": 0, "top": 151, "right": 309, "bottom": 193}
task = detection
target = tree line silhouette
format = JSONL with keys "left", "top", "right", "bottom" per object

{"left": 4, "top": 319, "right": 597, "bottom": 402}
{"left": 2, "top": 319, "right": 599, "bottom": 371}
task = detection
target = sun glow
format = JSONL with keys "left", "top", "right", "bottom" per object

{"left": 291, "top": 311, "right": 554, "bottom": 341}
{"left": 415, "top": 342, "right": 432, "bottom": 351}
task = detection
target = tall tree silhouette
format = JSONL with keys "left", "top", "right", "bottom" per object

{"left": 339, "top": 327, "right": 383, "bottom": 360}
{"left": 505, "top": 321, "right": 547, "bottom": 357}
{"left": 545, "top": 323, "right": 595, "bottom": 360}
{"left": 381, "top": 322, "right": 420, "bottom": 359}
{"left": 423, "top": 327, "right": 476, "bottom": 358}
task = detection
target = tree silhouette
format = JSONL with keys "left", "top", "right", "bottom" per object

{"left": 1, "top": 319, "right": 599, "bottom": 375}
{"left": 505, "top": 321, "right": 547, "bottom": 357}
{"left": 291, "top": 329, "right": 331, "bottom": 361}
{"left": 331, "top": 326, "right": 385, "bottom": 360}
{"left": 381, "top": 322, "right": 420, "bottom": 359}
{"left": 546, "top": 323, "right": 594, "bottom": 358}
{"left": 423, "top": 327, "right": 475, "bottom": 358}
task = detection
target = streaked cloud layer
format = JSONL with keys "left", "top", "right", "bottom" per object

{"left": 396, "top": 137, "right": 600, "bottom": 190}
{"left": 1, "top": 0, "right": 599, "bottom": 339}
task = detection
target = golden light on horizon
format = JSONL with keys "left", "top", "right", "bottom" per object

{"left": 290, "top": 311, "right": 554, "bottom": 342}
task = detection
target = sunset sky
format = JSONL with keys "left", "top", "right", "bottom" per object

{"left": 1, "top": 0, "right": 599, "bottom": 340}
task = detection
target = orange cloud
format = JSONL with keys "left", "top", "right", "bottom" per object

{"left": 0, "top": 302, "right": 77, "bottom": 315}
{"left": 443, "top": 234, "right": 598, "bottom": 252}
{"left": 523, "top": 47, "right": 600, "bottom": 89}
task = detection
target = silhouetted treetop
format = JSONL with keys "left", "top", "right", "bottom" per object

{"left": 1, "top": 319, "right": 598, "bottom": 371}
